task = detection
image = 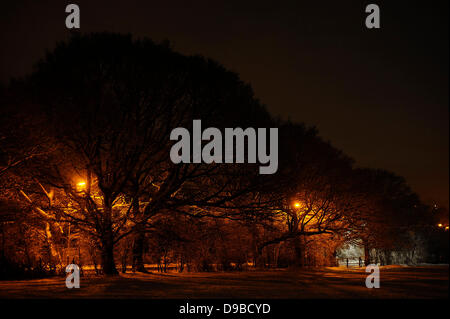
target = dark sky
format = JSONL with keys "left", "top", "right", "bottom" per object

{"left": 1, "top": 0, "right": 448, "bottom": 206}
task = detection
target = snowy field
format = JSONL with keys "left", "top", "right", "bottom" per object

{"left": 0, "top": 265, "right": 447, "bottom": 299}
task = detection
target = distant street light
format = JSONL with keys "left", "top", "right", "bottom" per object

{"left": 293, "top": 202, "right": 301, "bottom": 208}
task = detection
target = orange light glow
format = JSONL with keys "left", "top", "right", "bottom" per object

{"left": 76, "top": 181, "right": 86, "bottom": 191}
{"left": 293, "top": 202, "right": 301, "bottom": 208}
{"left": 445, "top": 226, "right": 449, "bottom": 231}
{"left": 437, "top": 223, "right": 443, "bottom": 227}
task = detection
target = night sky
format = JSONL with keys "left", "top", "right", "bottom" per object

{"left": 1, "top": 0, "right": 448, "bottom": 206}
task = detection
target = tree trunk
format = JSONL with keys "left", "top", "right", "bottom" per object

{"left": 101, "top": 235, "right": 118, "bottom": 275}
{"left": 132, "top": 228, "right": 147, "bottom": 272}
{"left": 178, "top": 256, "right": 184, "bottom": 273}
{"left": 131, "top": 194, "right": 148, "bottom": 273}
{"left": 100, "top": 202, "right": 118, "bottom": 275}
{"left": 363, "top": 241, "right": 371, "bottom": 266}
{"left": 294, "top": 237, "right": 305, "bottom": 267}
{"left": 101, "top": 245, "right": 118, "bottom": 275}
{"left": 1, "top": 223, "right": 5, "bottom": 259}
{"left": 254, "top": 247, "right": 264, "bottom": 268}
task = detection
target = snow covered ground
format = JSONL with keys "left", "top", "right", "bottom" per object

{"left": 0, "top": 265, "right": 447, "bottom": 299}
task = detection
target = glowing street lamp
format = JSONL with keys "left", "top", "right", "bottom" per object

{"left": 76, "top": 180, "right": 86, "bottom": 192}
{"left": 293, "top": 202, "right": 301, "bottom": 208}
{"left": 438, "top": 223, "right": 443, "bottom": 228}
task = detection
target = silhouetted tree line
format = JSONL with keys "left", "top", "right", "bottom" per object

{"left": 0, "top": 33, "right": 448, "bottom": 278}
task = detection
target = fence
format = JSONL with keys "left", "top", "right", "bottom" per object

{"left": 337, "top": 257, "right": 365, "bottom": 267}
